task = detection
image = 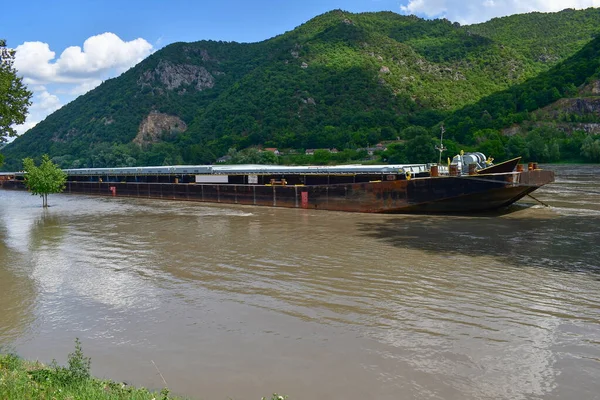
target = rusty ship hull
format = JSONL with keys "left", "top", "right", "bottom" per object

{"left": 68, "top": 169, "right": 554, "bottom": 213}
{"left": 1, "top": 165, "right": 555, "bottom": 213}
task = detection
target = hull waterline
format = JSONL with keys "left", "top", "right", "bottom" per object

{"left": 1, "top": 167, "right": 555, "bottom": 214}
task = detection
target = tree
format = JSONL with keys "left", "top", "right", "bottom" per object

{"left": 312, "top": 149, "right": 331, "bottom": 165}
{"left": 259, "top": 150, "right": 278, "bottom": 164}
{"left": 382, "top": 143, "right": 408, "bottom": 164}
{"left": 1, "top": 39, "right": 32, "bottom": 141}
{"left": 406, "top": 134, "right": 437, "bottom": 163}
{"left": 581, "top": 136, "right": 600, "bottom": 162}
{"left": 23, "top": 155, "right": 67, "bottom": 207}
{"left": 478, "top": 139, "right": 507, "bottom": 161}
{"left": 506, "top": 135, "right": 530, "bottom": 160}
{"left": 401, "top": 126, "right": 429, "bottom": 140}
{"left": 526, "top": 131, "right": 550, "bottom": 162}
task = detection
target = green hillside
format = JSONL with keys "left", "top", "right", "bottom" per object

{"left": 467, "top": 8, "right": 600, "bottom": 66}
{"left": 3, "top": 8, "right": 600, "bottom": 170}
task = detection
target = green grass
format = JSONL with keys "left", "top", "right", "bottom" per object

{"left": 0, "top": 339, "right": 290, "bottom": 400}
{"left": 0, "top": 342, "right": 179, "bottom": 399}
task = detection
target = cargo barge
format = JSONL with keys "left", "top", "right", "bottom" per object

{"left": 0, "top": 153, "right": 554, "bottom": 213}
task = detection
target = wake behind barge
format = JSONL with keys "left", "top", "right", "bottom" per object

{"left": 1, "top": 153, "right": 554, "bottom": 213}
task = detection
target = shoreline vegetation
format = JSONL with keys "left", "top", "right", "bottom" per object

{"left": 0, "top": 339, "right": 287, "bottom": 400}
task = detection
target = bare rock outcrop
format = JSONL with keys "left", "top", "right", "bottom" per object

{"left": 580, "top": 80, "right": 600, "bottom": 95}
{"left": 138, "top": 60, "right": 215, "bottom": 92}
{"left": 591, "top": 81, "right": 600, "bottom": 95}
{"left": 539, "top": 97, "right": 600, "bottom": 118}
{"left": 133, "top": 112, "right": 187, "bottom": 146}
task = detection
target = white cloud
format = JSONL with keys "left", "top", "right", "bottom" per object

{"left": 56, "top": 33, "right": 153, "bottom": 76}
{"left": 400, "top": 0, "right": 600, "bottom": 24}
{"left": 66, "top": 80, "right": 104, "bottom": 96}
{"left": 15, "top": 42, "right": 59, "bottom": 83}
{"left": 15, "top": 33, "right": 153, "bottom": 84}
{"left": 11, "top": 33, "right": 154, "bottom": 136}
{"left": 401, "top": 0, "right": 448, "bottom": 17}
{"left": 13, "top": 121, "right": 39, "bottom": 137}
{"left": 35, "top": 91, "right": 62, "bottom": 112}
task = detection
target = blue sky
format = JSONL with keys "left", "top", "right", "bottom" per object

{"left": 4, "top": 0, "right": 600, "bottom": 135}
{"left": 6, "top": 0, "right": 407, "bottom": 49}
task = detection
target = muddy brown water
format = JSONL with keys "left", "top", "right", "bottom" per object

{"left": 1, "top": 165, "right": 599, "bottom": 399}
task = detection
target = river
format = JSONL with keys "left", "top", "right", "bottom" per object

{"left": 1, "top": 164, "right": 599, "bottom": 399}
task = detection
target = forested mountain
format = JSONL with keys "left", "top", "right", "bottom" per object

{"left": 467, "top": 8, "right": 600, "bottom": 65}
{"left": 3, "top": 8, "right": 600, "bottom": 170}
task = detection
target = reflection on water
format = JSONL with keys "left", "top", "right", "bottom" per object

{"left": 0, "top": 221, "right": 36, "bottom": 344}
{"left": 359, "top": 212, "right": 600, "bottom": 273}
{"left": 0, "top": 164, "right": 599, "bottom": 400}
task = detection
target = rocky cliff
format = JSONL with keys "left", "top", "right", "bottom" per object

{"left": 133, "top": 112, "right": 187, "bottom": 146}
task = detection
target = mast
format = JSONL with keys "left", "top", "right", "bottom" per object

{"left": 435, "top": 124, "right": 447, "bottom": 165}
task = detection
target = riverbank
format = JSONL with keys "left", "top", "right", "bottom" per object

{"left": 0, "top": 349, "right": 181, "bottom": 399}
{"left": 0, "top": 349, "right": 288, "bottom": 400}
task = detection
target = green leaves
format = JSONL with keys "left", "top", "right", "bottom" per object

{"left": 581, "top": 136, "right": 600, "bottom": 162}
{"left": 22, "top": 155, "right": 67, "bottom": 207}
{"left": 0, "top": 39, "right": 32, "bottom": 141}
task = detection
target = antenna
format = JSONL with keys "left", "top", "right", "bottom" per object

{"left": 435, "top": 124, "right": 447, "bottom": 165}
